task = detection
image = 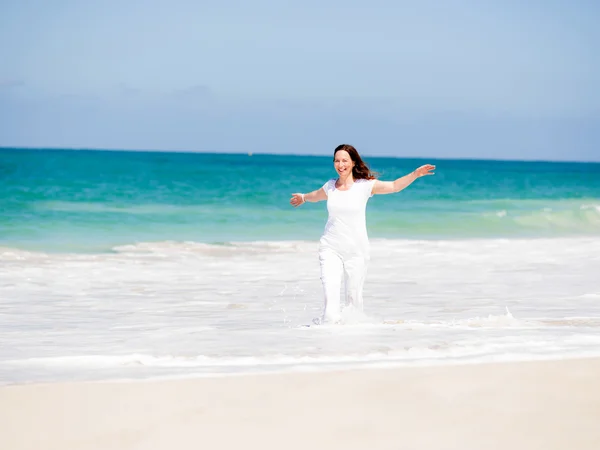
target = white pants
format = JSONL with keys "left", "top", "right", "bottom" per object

{"left": 318, "top": 248, "right": 369, "bottom": 323}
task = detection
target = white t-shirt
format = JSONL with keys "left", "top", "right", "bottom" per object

{"left": 319, "top": 178, "right": 377, "bottom": 257}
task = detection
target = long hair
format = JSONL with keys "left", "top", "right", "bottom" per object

{"left": 333, "top": 144, "right": 378, "bottom": 180}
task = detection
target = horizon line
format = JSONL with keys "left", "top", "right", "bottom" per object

{"left": 1, "top": 145, "right": 599, "bottom": 165}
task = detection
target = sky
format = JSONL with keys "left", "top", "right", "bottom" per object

{"left": 1, "top": 0, "right": 599, "bottom": 161}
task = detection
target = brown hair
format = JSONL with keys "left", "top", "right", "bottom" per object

{"left": 333, "top": 144, "right": 378, "bottom": 180}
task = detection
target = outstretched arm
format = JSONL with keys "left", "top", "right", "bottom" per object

{"left": 290, "top": 187, "right": 327, "bottom": 207}
{"left": 372, "top": 164, "right": 435, "bottom": 195}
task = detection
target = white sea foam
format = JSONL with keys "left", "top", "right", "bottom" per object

{"left": 1, "top": 237, "right": 600, "bottom": 384}
{"left": 112, "top": 240, "right": 314, "bottom": 256}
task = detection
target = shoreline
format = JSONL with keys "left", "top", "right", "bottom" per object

{"left": 2, "top": 357, "right": 600, "bottom": 450}
{"left": 4, "top": 352, "right": 600, "bottom": 388}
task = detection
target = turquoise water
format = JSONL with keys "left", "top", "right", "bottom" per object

{"left": 2, "top": 148, "right": 600, "bottom": 384}
{"left": 1, "top": 148, "right": 600, "bottom": 252}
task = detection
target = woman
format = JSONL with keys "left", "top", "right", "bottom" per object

{"left": 290, "top": 144, "right": 435, "bottom": 324}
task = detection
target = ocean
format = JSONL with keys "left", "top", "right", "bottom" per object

{"left": 1, "top": 148, "right": 600, "bottom": 384}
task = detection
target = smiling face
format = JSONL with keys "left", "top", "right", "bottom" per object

{"left": 334, "top": 150, "right": 355, "bottom": 178}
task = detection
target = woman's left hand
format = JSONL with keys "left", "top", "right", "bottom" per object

{"left": 414, "top": 164, "right": 436, "bottom": 177}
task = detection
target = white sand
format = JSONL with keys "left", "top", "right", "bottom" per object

{"left": 2, "top": 358, "right": 600, "bottom": 450}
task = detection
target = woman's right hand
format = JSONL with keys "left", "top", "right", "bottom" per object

{"left": 290, "top": 193, "right": 305, "bottom": 207}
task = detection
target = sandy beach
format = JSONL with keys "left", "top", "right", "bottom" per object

{"left": 1, "top": 358, "right": 600, "bottom": 450}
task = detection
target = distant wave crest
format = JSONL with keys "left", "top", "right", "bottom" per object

{"left": 479, "top": 201, "right": 600, "bottom": 234}
{"left": 34, "top": 201, "right": 208, "bottom": 215}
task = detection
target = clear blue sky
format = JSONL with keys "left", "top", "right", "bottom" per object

{"left": 1, "top": 0, "right": 599, "bottom": 161}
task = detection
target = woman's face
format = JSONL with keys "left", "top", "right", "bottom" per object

{"left": 334, "top": 150, "right": 354, "bottom": 177}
